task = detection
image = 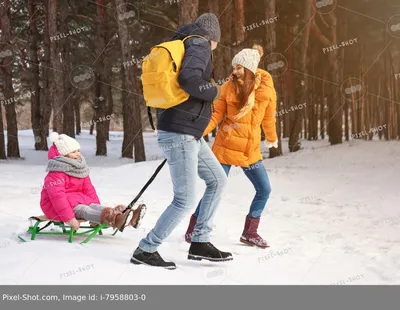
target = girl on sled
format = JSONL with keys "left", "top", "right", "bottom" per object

{"left": 40, "top": 132, "right": 146, "bottom": 231}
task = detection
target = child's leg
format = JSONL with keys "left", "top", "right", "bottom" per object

{"left": 89, "top": 203, "right": 125, "bottom": 213}
{"left": 88, "top": 203, "right": 107, "bottom": 212}
{"left": 74, "top": 204, "right": 103, "bottom": 224}
{"left": 75, "top": 204, "right": 132, "bottom": 230}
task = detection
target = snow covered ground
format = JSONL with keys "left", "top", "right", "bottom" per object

{"left": 1, "top": 130, "right": 400, "bottom": 285}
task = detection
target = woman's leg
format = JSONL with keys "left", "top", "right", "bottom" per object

{"left": 242, "top": 161, "right": 271, "bottom": 218}
{"left": 240, "top": 160, "right": 271, "bottom": 248}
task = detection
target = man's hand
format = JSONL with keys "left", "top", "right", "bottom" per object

{"left": 210, "top": 79, "right": 222, "bottom": 101}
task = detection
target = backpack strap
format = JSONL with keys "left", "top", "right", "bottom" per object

{"left": 182, "top": 35, "right": 208, "bottom": 43}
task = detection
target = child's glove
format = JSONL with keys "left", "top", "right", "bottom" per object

{"left": 67, "top": 218, "right": 80, "bottom": 231}
{"left": 265, "top": 140, "right": 278, "bottom": 148}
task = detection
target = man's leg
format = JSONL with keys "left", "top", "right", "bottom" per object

{"left": 185, "top": 163, "right": 230, "bottom": 243}
{"left": 138, "top": 131, "right": 199, "bottom": 253}
{"left": 192, "top": 163, "right": 231, "bottom": 218}
{"left": 187, "top": 138, "right": 233, "bottom": 262}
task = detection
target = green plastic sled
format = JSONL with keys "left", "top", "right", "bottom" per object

{"left": 18, "top": 215, "right": 115, "bottom": 244}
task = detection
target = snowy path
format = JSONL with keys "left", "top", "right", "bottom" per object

{"left": 0, "top": 131, "right": 399, "bottom": 284}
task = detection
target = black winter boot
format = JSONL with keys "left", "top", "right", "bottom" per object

{"left": 188, "top": 242, "right": 233, "bottom": 262}
{"left": 130, "top": 247, "right": 176, "bottom": 270}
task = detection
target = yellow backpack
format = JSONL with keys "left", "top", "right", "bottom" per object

{"left": 141, "top": 35, "right": 207, "bottom": 109}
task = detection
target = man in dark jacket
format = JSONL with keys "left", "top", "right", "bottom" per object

{"left": 131, "top": 13, "right": 232, "bottom": 269}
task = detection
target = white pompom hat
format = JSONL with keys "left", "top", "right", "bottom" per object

{"left": 232, "top": 46, "right": 263, "bottom": 74}
{"left": 49, "top": 132, "right": 80, "bottom": 156}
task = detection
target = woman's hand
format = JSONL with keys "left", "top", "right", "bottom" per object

{"left": 265, "top": 140, "right": 278, "bottom": 148}
{"left": 67, "top": 218, "right": 80, "bottom": 231}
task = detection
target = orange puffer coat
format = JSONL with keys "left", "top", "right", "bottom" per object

{"left": 203, "top": 68, "right": 277, "bottom": 168}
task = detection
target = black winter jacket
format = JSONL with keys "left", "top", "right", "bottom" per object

{"left": 156, "top": 23, "right": 218, "bottom": 138}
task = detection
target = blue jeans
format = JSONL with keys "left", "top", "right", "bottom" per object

{"left": 139, "top": 130, "right": 228, "bottom": 253}
{"left": 194, "top": 160, "right": 271, "bottom": 219}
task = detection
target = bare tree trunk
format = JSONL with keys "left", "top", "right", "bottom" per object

{"left": 311, "top": 9, "right": 342, "bottom": 144}
{"left": 28, "top": 0, "right": 47, "bottom": 150}
{"left": 48, "top": 0, "right": 64, "bottom": 133}
{"left": 207, "top": 0, "right": 219, "bottom": 12}
{"left": 0, "top": 105, "right": 5, "bottom": 159}
{"left": 321, "top": 74, "right": 326, "bottom": 139}
{"left": 327, "top": 13, "right": 342, "bottom": 145}
{"left": 234, "top": 0, "right": 245, "bottom": 44}
{"left": 42, "top": 0, "right": 52, "bottom": 138}
{"left": 289, "top": 0, "right": 312, "bottom": 152}
{"left": 75, "top": 101, "right": 81, "bottom": 135}
{"left": 263, "top": 0, "right": 281, "bottom": 157}
{"left": 0, "top": 0, "right": 20, "bottom": 158}
{"left": 93, "top": 0, "right": 110, "bottom": 155}
{"left": 179, "top": 0, "right": 199, "bottom": 24}
{"left": 60, "top": 0, "right": 75, "bottom": 137}
{"left": 115, "top": 0, "right": 146, "bottom": 161}
{"left": 220, "top": 0, "right": 234, "bottom": 78}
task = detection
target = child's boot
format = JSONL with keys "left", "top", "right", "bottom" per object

{"left": 129, "top": 204, "right": 147, "bottom": 228}
{"left": 100, "top": 208, "right": 133, "bottom": 232}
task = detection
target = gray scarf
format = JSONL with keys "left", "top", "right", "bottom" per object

{"left": 47, "top": 155, "right": 90, "bottom": 178}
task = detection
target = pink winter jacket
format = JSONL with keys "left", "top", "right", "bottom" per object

{"left": 40, "top": 145, "right": 101, "bottom": 222}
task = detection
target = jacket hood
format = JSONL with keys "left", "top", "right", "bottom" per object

{"left": 172, "top": 23, "right": 210, "bottom": 41}
{"left": 48, "top": 144, "right": 60, "bottom": 160}
{"left": 256, "top": 68, "right": 273, "bottom": 85}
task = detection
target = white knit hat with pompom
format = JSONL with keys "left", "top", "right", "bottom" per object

{"left": 49, "top": 132, "right": 80, "bottom": 156}
{"left": 232, "top": 45, "right": 264, "bottom": 74}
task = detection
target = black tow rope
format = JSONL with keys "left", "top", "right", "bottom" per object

{"left": 124, "top": 158, "right": 167, "bottom": 211}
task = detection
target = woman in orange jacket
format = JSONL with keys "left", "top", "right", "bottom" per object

{"left": 185, "top": 45, "right": 278, "bottom": 248}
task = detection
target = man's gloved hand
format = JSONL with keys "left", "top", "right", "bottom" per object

{"left": 211, "top": 78, "right": 222, "bottom": 101}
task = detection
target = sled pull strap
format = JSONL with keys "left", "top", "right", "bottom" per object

{"left": 126, "top": 159, "right": 167, "bottom": 210}
{"left": 38, "top": 221, "right": 53, "bottom": 232}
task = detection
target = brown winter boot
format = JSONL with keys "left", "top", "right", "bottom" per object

{"left": 129, "top": 204, "right": 147, "bottom": 228}
{"left": 100, "top": 208, "right": 133, "bottom": 232}
{"left": 185, "top": 215, "right": 197, "bottom": 243}
{"left": 240, "top": 215, "right": 269, "bottom": 248}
